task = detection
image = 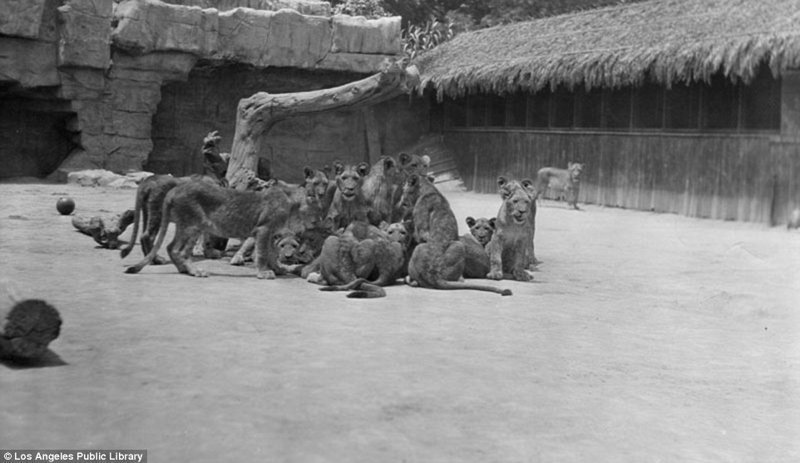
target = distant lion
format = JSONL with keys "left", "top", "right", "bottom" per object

{"left": 460, "top": 216, "right": 495, "bottom": 279}
{"left": 486, "top": 177, "right": 537, "bottom": 281}
{"left": 124, "top": 181, "right": 298, "bottom": 279}
{"left": 535, "top": 162, "right": 584, "bottom": 209}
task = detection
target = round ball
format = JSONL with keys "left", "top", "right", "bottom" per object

{"left": 56, "top": 197, "right": 75, "bottom": 215}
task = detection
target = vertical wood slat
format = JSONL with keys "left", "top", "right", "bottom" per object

{"left": 443, "top": 130, "right": 795, "bottom": 224}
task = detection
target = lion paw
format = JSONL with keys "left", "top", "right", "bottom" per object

{"left": 486, "top": 270, "right": 503, "bottom": 280}
{"left": 513, "top": 269, "right": 533, "bottom": 282}
{"left": 256, "top": 270, "right": 276, "bottom": 280}
{"left": 229, "top": 254, "right": 245, "bottom": 266}
{"left": 306, "top": 272, "right": 324, "bottom": 284}
{"left": 191, "top": 268, "right": 209, "bottom": 278}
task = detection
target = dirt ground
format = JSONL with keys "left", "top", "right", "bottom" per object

{"left": 1, "top": 181, "right": 798, "bottom": 462}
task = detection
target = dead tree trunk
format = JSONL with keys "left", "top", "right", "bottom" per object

{"left": 0, "top": 281, "right": 62, "bottom": 361}
{"left": 226, "top": 62, "right": 419, "bottom": 190}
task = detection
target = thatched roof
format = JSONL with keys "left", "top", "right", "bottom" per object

{"left": 414, "top": 0, "right": 800, "bottom": 99}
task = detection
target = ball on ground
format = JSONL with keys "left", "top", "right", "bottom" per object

{"left": 56, "top": 197, "right": 75, "bottom": 215}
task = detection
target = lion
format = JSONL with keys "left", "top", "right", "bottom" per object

{"left": 486, "top": 176, "right": 538, "bottom": 282}
{"left": 124, "top": 180, "right": 299, "bottom": 279}
{"left": 361, "top": 156, "right": 404, "bottom": 225}
{"left": 400, "top": 174, "right": 512, "bottom": 296}
{"left": 535, "top": 162, "right": 584, "bottom": 209}
{"left": 120, "top": 174, "right": 223, "bottom": 264}
{"left": 391, "top": 152, "right": 432, "bottom": 221}
{"left": 460, "top": 216, "right": 496, "bottom": 279}
{"left": 309, "top": 221, "right": 410, "bottom": 298}
{"left": 326, "top": 161, "right": 372, "bottom": 230}
{"left": 121, "top": 131, "right": 230, "bottom": 262}
{"left": 229, "top": 166, "right": 333, "bottom": 266}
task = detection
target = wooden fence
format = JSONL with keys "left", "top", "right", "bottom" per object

{"left": 443, "top": 129, "right": 800, "bottom": 225}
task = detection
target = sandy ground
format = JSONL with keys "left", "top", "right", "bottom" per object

{"left": 1, "top": 181, "right": 799, "bottom": 462}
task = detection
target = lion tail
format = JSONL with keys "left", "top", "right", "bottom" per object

{"left": 119, "top": 186, "right": 144, "bottom": 260}
{"left": 318, "top": 278, "right": 388, "bottom": 298}
{"left": 435, "top": 279, "right": 512, "bottom": 296}
{"left": 124, "top": 191, "right": 172, "bottom": 274}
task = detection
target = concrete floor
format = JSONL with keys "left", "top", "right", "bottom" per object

{"left": 1, "top": 182, "right": 798, "bottom": 462}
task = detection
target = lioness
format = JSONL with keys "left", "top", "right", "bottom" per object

{"left": 229, "top": 166, "right": 332, "bottom": 266}
{"left": 535, "top": 162, "right": 584, "bottom": 209}
{"left": 362, "top": 156, "right": 403, "bottom": 226}
{"left": 124, "top": 180, "right": 298, "bottom": 279}
{"left": 326, "top": 161, "right": 372, "bottom": 230}
{"left": 486, "top": 176, "right": 537, "bottom": 281}
{"left": 391, "top": 152, "right": 432, "bottom": 221}
{"left": 400, "top": 174, "right": 512, "bottom": 296}
{"left": 120, "top": 174, "right": 222, "bottom": 264}
{"left": 460, "top": 217, "right": 495, "bottom": 279}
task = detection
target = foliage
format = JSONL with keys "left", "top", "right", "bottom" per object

{"left": 402, "top": 19, "right": 455, "bottom": 60}
{"left": 331, "top": 0, "right": 389, "bottom": 18}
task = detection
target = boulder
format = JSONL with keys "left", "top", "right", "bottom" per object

{"left": 216, "top": 8, "right": 331, "bottom": 68}
{"left": 0, "top": 0, "right": 47, "bottom": 39}
{"left": 112, "top": 0, "right": 218, "bottom": 56}
{"left": 57, "top": 0, "right": 113, "bottom": 69}
{"left": 331, "top": 15, "right": 401, "bottom": 55}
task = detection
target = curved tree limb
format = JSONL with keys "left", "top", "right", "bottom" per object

{"left": 226, "top": 62, "right": 420, "bottom": 190}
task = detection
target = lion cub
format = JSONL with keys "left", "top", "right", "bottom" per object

{"left": 310, "top": 221, "right": 411, "bottom": 298}
{"left": 535, "top": 161, "right": 584, "bottom": 209}
{"left": 486, "top": 176, "right": 537, "bottom": 282}
{"left": 401, "top": 174, "right": 512, "bottom": 295}
{"left": 460, "top": 217, "right": 495, "bottom": 279}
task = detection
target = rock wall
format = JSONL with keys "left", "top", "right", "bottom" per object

{"left": 0, "top": 0, "right": 406, "bottom": 179}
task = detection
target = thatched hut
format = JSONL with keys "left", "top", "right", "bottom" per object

{"left": 414, "top": 0, "right": 800, "bottom": 224}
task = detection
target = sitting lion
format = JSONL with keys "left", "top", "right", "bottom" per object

{"left": 535, "top": 162, "right": 584, "bottom": 210}
{"left": 486, "top": 176, "right": 537, "bottom": 281}
{"left": 400, "top": 174, "right": 512, "bottom": 295}
{"left": 460, "top": 216, "right": 495, "bottom": 279}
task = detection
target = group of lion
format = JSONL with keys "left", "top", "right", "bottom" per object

{"left": 120, "top": 137, "right": 584, "bottom": 298}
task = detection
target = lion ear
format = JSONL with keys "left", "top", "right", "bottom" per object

{"left": 357, "top": 162, "right": 370, "bottom": 177}
{"left": 521, "top": 179, "right": 536, "bottom": 194}
{"left": 382, "top": 156, "right": 396, "bottom": 171}
{"left": 497, "top": 176, "right": 508, "bottom": 188}
{"left": 333, "top": 160, "right": 345, "bottom": 175}
{"left": 489, "top": 217, "right": 497, "bottom": 229}
{"left": 466, "top": 216, "right": 476, "bottom": 227}
{"left": 303, "top": 166, "right": 314, "bottom": 179}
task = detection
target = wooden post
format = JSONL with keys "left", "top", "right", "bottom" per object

{"left": 226, "top": 62, "right": 419, "bottom": 190}
{"left": 362, "top": 106, "right": 382, "bottom": 165}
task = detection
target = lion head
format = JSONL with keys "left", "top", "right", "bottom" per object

{"left": 274, "top": 232, "right": 302, "bottom": 264}
{"left": 498, "top": 176, "right": 536, "bottom": 225}
{"left": 303, "top": 166, "right": 331, "bottom": 203}
{"left": 568, "top": 162, "right": 584, "bottom": 182}
{"left": 466, "top": 216, "right": 496, "bottom": 246}
{"left": 382, "top": 221, "right": 410, "bottom": 248}
{"left": 333, "top": 160, "right": 370, "bottom": 201}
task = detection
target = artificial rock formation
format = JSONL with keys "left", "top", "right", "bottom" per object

{"left": 0, "top": 0, "right": 403, "bottom": 179}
